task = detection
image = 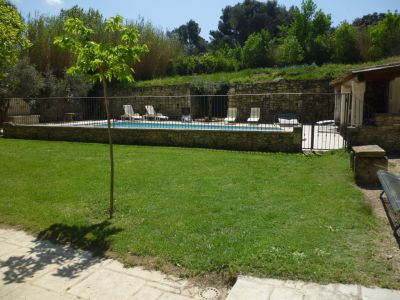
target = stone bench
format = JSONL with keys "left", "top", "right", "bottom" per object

{"left": 351, "top": 145, "right": 388, "bottom": 185}
{"left": 8, "top": 115, "right": 40, "bottom": 124}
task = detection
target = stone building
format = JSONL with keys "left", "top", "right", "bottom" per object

{"left": 330, "top": 63, "right": 400, "bottom": 152}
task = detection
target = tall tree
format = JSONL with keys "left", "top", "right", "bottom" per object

{"left": 55, "top": 16, "right": 148, "bottom": 218}
{"left": 0, "top": 0, "right": 31, "bottom": 125}
{"left": 210, "top": 0, "right": 291, "bottom": 47}
{"left": 353, "top": 13, "right": 386, "bottom": 27}
{"left": 280, "top": 0, "right": 332, "bottom": 65}
{"left": 369, "top": 12, "right": 400, "bottom": 59}
{"left": 132, "top": 20, "right": 183, "bottom": 80}
{"left": 333, "top": 21, "right": 360, "bottom": 63}
{"left": 242, "top": 29, "right": 273, "bottom": 68}
{"left": 168, "top": 20, "right": 207, "bottom": 55}
{"left": 0, "top": 0, "right": 31, "bottom": 78}
{"left": 26, "top": 6, "right": 105, "bottom": 77}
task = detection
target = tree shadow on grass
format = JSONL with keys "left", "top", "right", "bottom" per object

{"left": 0, "top": 221, "right": 122, "bottom": 284}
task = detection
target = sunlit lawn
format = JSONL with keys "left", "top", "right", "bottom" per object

{"left": 0, "top": 138, "right": 397, "bottom": 288}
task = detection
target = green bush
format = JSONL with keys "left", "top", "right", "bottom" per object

{"left": 170, "top": 53, "right": 238, "bottom": 75}
{"left": 242, "top": 30, "right": 274, "bottom": 68}
{"left": 334, "top": 21, "right": 360, "bottom": 63}
{"left": 277, "top": 36, "right": 305, "bottom": 66}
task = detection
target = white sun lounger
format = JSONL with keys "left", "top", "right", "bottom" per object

{"left": 145, "top": 105, "right": 169, "bottom": 120}
{"left": 122, "top": 105, "right": 142, "bottom": 120}
{"left": 247, "top": 107, "right": 260, "bottom": 122}
{"left": 224, "top": 107, "right": 237, "bottom": 123}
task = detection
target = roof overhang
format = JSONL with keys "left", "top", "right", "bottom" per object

{"left": 330, "top": 63, "right": 400, "bottom": 88}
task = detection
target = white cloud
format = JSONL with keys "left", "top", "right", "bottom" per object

{"left": 46, "top": 0, "right": 63, "bottom": 5}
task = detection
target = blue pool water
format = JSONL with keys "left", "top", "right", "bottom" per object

{"left": 98, "top": 121, "right": 283, "bottom": 132}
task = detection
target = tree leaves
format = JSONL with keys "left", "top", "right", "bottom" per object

{"left": 0, "top": 0, "right": 31, "bottom": 79}
{"left": 54, "top": 16, "right": 148, "bottom": 83}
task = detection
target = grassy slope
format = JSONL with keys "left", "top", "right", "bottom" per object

{"left": 134, "top": 56, "right": 400, "bottom": 87}
{"left": 0, "top": 139, "right": 397, "bottom": 288}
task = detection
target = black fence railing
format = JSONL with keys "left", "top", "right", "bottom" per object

{"left": 1, "top": 93, "right": 351, "bottom": 150}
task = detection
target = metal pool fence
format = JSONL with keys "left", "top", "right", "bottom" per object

{"left": 0, "top": 93, "right": 352, "bottom": 150}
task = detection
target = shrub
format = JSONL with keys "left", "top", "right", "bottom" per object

{"left": 277, "top": 36, "right": 305, "bottom": 66}
{"left": 170, "top": 53, "right": 238, "bottom": 76}
{"left": 242, "top": 30, "right": 274, "bottom": 68}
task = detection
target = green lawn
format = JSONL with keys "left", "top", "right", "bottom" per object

{"left": 0, "top": 139, "right": 397, "bottom": 288}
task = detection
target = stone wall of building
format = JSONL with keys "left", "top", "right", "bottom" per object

{"left": 3, "top": 123, "right": 302, "bottom": 153}
{"left": 346, "top": 114, "right": 400, "bottom": 153}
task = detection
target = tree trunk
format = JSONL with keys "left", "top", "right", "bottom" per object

{"left": 101, "top": 76, "right": 115, "bottom": 219}
{"left": 0, "top": 99, "right": 11, "bottom": 126}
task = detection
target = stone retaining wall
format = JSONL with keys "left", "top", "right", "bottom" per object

{"left": 109, "top": 84, "right": 191, "bottom": 119}
{"left": 3, "top": 123, "right": 302, "bottom": 153}
{"left": 107, "top": 80, "right": 333, "bottom": 122}
{"left": 228, "top": 80, "right": 333, "bottom": 123}
{"left": 346, "top": 120, "right": 400, "bottom": 154}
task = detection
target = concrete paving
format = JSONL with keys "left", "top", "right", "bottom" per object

{"left": 0, "top": 228, "right": 202, "bottom": 300}
{"left": 227, "top": 276, "right": 400, "bottom": 300}
{"left": 2, "top": 228, "right": 400, "bottom": 300}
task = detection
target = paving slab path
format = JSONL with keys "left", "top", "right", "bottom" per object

{"left": 0, "top": 228, "right": 202, "bottom": 300}
{"left": 1, "top": 228, "right": 400, "bottom": 300}
{"left": 227, "top": 276, "right": 400, "bottom": 300}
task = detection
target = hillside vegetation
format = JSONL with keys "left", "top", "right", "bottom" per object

{"left": 134, "top": 56, "right": 400, "bottom": 87}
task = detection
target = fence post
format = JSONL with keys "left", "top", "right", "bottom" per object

{"left": 310, "top": 124, "right": 315, "bottom": 150}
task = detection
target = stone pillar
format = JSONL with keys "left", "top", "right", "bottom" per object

{"left": 334, "top": 87, "right": 341, "bottom": 123}
{"left": 389, "top": 77, "right": 400, "bottom": 114}
{"left": 340, "top": 84, "right": 351, "bottom": 127}
{"left": 351, "top": 79, "right": 366, "bottom": 127}
{"left": 351, "top": 145, "right": 388, "bottom": 185}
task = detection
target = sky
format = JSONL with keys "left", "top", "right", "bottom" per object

{"left": 10, "top": 0, "right": 400, "bottom": 40}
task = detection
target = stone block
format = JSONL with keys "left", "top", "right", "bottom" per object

{"left": 352, "top": 145, "right": 388, "bottom": 184}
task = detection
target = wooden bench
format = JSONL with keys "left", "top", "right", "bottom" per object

{"left": 377, "top": 170, "right": 400, "bottom": 232}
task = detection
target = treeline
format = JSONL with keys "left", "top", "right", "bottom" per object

{"left": 170, "top": 0, "right": 400, "bottom": 75}
{"left": 1, "top": 0, "right": 400, "bottom": 99}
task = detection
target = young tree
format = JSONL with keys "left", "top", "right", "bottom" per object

{"left": 54, "top": 16, "right": 148, "bottom": 218}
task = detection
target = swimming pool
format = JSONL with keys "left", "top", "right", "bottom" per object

{"left": 99, "top": 121, "right": 283, "bottom": 132}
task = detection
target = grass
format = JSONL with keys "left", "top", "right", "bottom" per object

{"left": 133, "top": 56, "right": 400, "bottom": 87}
{"left": 0, "top": 138, "right": 398, "bottom": 288}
